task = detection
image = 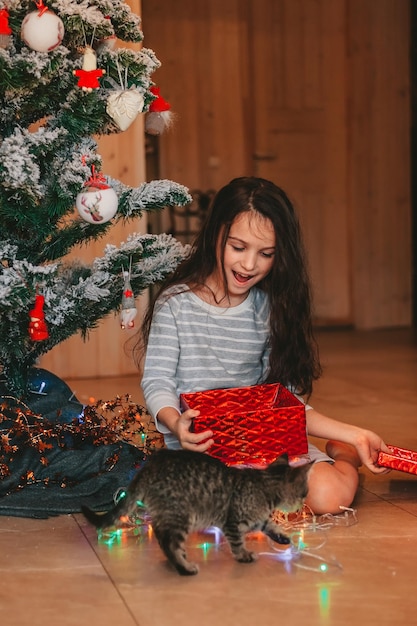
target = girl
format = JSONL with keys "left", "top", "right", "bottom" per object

{"left": 140, "top": 177, "right": 389, "bottom": 514}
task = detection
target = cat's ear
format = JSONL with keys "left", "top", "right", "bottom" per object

{"left": 297, "top": 460, "right": 315, "bottom": 476}
{"left": 269, "top": 453, "right": 289, "bottom": 467}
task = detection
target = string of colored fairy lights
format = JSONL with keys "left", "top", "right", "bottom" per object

{"left": 97, "top": 494, "right": 357, "bottom": 574}
{"left": 258, "top": 504, "right": 357, "bottom": 573}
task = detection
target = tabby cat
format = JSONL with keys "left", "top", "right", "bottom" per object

{"left": 82, "top": 448, "right": 313, "bottom": 576}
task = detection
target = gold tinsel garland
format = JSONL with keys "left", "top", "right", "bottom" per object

{"left": 0, "top": 395, "right": 164, "bottom": 487}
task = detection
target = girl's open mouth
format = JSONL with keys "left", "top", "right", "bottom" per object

{"left": 233, "top": 271, "right": 252, "bottom": 284}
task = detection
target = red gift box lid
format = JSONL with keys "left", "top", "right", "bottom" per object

{"left": 180, "top": 383, "right": 308, "bottom": 467}
{"left": 377, "top": 445, "right": 417, "bottom": 475}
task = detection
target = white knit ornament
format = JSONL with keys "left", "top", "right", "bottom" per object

{"left": 106, "top": 89, "right": 144, "bottom": 131}
{"left": 21, "top": 9, "right": 64, "bottom": 53}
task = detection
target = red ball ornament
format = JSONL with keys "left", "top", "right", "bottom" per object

{"left": 21, "top": 2, "right": 64, "bottom": 53}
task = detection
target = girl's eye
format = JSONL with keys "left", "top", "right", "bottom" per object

{"left": 232, "top": 245, "right": 244, "bottom": 252}
{"left": 261, "top": 252, "right": 274, "bottom": 258}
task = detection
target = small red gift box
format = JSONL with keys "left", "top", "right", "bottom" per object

{"left": 180, "top": 383, "right": 308, "bottom": 467}
{"left": 377, "top": 445, "right": 417, "bottom": 475}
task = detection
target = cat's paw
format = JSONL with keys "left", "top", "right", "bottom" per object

{"left": 268, "top": 531, "right": 291, "bottom": 545}
{"left": 236, "top": 549, "right": 257, "bottom": 563}
{"left": 175, "top": 561, "right": 200, "bottom": 576}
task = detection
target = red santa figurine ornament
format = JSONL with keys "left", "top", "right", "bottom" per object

{"left": 29, "top": 294, "right": 49, "bottom": 341}
{"left": 74, "top": 46, "right": 105, "bottom": 93}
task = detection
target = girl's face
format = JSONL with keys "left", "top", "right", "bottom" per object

{"left": 213, "top": 211, "right": 276, "bottom": 305}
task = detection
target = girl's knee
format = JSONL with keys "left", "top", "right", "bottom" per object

{"left": 305, "top": 462, "right": 359, "bottom": 515}
{"left": 306, "top": 485, "right": 355, "bottom": 515}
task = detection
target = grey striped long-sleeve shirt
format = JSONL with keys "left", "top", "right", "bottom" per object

{"left": 141, "top": 286, "right": 271, "bottom": 448}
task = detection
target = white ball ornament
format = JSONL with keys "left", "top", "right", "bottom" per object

{"left": 76, "top": 165, "right": 118, "bottom": 224}
{"left": 21, "top": 9, "right": 64, "bottom": 53}
{"left": 76, "top": 186, "right": 118, "bottom": 224}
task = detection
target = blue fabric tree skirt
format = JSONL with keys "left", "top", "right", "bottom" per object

{"left": 0, "top": 441, "right": 145, "bottom": 518}
{"left": 0, "top": 368, "right": 147, "bottom": 518}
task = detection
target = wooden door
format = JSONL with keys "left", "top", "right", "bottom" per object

{"left": 143, "top": 0, "right": 351, "bottom": 324}
{"left": 142, "top": 0, "right": 411, "bottom": 329}
{"left": 249, "top": 0, "right": 350, "bottom": 324}
{"left": 141, "top": 0, "right": 252, "bottom": 191}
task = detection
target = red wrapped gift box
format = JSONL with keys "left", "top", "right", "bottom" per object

{"left": 180, "top": 383, "right": 308, "bottom": 467}
{"left": 377, "top": 445, "right": 417, "bottom": 475}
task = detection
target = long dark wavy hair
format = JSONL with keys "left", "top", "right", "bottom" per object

{"left": 139, "top": 176, "right": 322, "bottom": 396}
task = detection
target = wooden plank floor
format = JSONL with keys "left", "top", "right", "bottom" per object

{"left": 1, "top": 328, "right": 417, "bottom": 626}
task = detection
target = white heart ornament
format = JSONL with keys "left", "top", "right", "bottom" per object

{"left": 106, "top": 89, "right": 144, "bottom": 131}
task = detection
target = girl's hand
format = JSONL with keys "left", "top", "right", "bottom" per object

{"left": 172, "top": 409, "right": 214, "bottom": 452}
{"left": 352, "top": 429, "right": 391, "bottom": 474}
{"left": 306, "top": 409, "right": 390, "bottom": 474}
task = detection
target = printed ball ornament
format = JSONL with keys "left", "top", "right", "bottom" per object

{"left": 76, "top": 186, "right": 118, "bottom": 224}
{"left": 21, "top": 9, "right": 64, "bottom": 53}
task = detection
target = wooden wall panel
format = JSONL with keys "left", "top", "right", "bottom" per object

{"left": 142, "top": 0, "right": 251, "bottom": 190}
{"left": 38, "top": 0, "right": 413, "bottom": 384}
{"left": 349, "top": 0, "right": 411, "bottom": 328}
{"left": 143, "top": 0, "right": 412, "bottom": 329}
{"left": 40, "top": 1, "right": 146, "bottom": 380}
{"left": 249, "top": 0, "right": 350, "bottom": 323}
{"left": 40, "top": 108, "right": 147, "bottom": 380}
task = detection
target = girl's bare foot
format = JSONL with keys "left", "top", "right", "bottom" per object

{"left": 325, "top": 440, "right": 362, "bottom": 468}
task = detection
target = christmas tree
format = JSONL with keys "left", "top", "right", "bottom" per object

{"left": 0, "top": 0, "right": 190, "bottom": 399}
